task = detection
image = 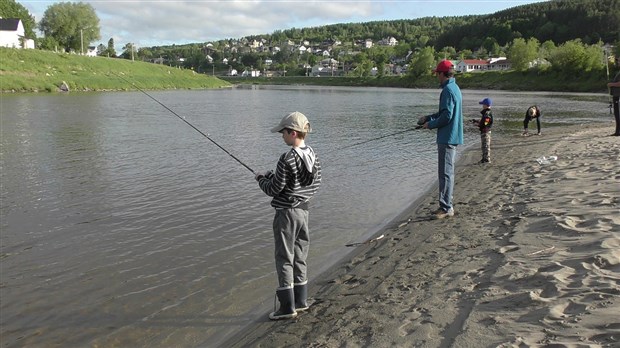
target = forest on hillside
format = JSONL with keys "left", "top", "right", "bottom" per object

{"left": 229, "top": 0, "right": 619, "bottom": 51}
{"left": 133, "top": 0, "right": 618, "bottom": 76}
{"left": 435, "top": 0, "right": 619, "bottom": 49}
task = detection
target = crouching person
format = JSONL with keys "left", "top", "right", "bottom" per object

{"left": 255, "top": 111, "right": 322, "bottom": 320}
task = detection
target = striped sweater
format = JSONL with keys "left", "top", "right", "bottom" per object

{"left": 258, "top": 146, "right": 322, "bottom": 209}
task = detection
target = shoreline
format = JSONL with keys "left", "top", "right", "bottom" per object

{"left": 224, "top": 123, "right": 619, "bottom": 347}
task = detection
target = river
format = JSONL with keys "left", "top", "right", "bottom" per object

{"left": 0, "top": 85, "right": 611, "bottom": 347}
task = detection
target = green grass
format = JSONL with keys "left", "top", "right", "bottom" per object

{"left": 0, "top": 48, "right": 612, "bottom": 93}
{"left": 0, "top": 48, "right": 230, "bottom": 92}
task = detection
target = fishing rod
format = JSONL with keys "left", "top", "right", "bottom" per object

{"left": 113, "top": 72, "right": 256, "bottom": 174}
{"left": 326, "top": 125, "right": 423, "bottom": 154}
{"left": 606, "top": 49, "right": 613, "bottom": 114}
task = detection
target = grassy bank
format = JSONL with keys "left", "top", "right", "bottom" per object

{"left": 0, "top": 48, "right": 612, "bottom": 93}
{"left": 0, "top": 48, "right": 230, "bottom": 93}
{"left": 220, "top": 69, "right": 611, "bottom": 93}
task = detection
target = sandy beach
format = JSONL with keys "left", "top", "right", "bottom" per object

{"left": 226, "top": 123, "right": 620, "bottom": 348}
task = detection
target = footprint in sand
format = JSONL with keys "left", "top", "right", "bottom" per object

{"left": 398, "top": 307, "right": 425, "bottom": 336}
{"left": 498, "top": 245, "right": 520, "bottom": 253}
{"left": 463, "top": 268, "right": 485, "bottom": 280}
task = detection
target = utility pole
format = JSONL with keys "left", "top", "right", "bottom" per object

{"left": 80, "top": 29, "right": 84, "bottom": 55}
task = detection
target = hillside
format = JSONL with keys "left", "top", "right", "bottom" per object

{"left": 136, "top": 0, "right": 618, "bottom": 78}
{"left": 149, "top": 0, "right": 618, "bottom": 54}
{"left": 0, "top": 48, "right": 230, "bottom": 93}
{"left": 435, "top": 0, "right": 619, "bottom": 49}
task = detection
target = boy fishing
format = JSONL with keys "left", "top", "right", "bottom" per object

{"left": 255, "top": 111, "right": 322, "bottom": 320}
{"left": 471, "top": 97, "right": 493, "bottom": 163}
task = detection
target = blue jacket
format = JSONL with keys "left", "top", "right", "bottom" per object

{"left": 427, "top": 78, "right": 463, "bottom": 145}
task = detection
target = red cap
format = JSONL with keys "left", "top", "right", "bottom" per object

{"left": 433, "top": 60, "right": 453, "bottom": 73}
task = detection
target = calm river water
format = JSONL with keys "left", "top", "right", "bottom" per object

{"left": 0, "top": 85, "right": 611, "bottom": 347}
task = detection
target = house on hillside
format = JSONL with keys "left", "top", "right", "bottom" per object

{"left": 86, "top": 46, "right": 97, "bottom": 57}
{"left": 0, "top": 17, "right": 34, "bottom": 49}
{"left": 455, "top": 59, "right": 488, "bottom": 73}
{"left": 241, "top": 69, "right": 260, "bottom": 77}
{"left": 379, "top": 37, "right": 398, "bottom": 46}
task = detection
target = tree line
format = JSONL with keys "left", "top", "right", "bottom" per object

{"left": 1, "top": 0, "right": 618, "bottom": 77}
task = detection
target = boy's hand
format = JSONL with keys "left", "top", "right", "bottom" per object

{"left": 255, "top": 171, "right": 273, "bottom": 181}
{"left": 417, "top": 116, "right": 428, "bottom": 125}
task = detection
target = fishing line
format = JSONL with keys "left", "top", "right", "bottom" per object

{"left": 112, "top": 72, "right": 255, "bottom": 174}
{"left": 325, "top": 89, "right": 435, "bottom": 154}
{"left": 324, "top": 125, "right": 423, "bottom": 155}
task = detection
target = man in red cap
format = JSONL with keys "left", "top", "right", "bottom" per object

{"left": 417, "top": 59, "right": 463, "bottom": 219}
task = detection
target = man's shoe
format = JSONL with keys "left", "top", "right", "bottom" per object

{"left": 433, "top": 208, "right": 454, "bottom": 219}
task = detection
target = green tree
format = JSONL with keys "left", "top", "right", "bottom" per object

{"left": 540, "top": 40, "right": 556, "bottom": 59}
{"left": 482, "top": 37, "right": 499, "bottom": 55}
{"left": 97, "top": 37, "right": 116, "bottom": 57}
{"left": 137, "top": 47, "right": 153, "bottom": 61}
{"left": 37, "top": 35, "right": 59, "bottom": 51}
{"left": 0, "top": 0, "right": 36, "bottom": 39}
{"left": 38, "top": 2, "right": 101, "bottom": 53}
{"left": 106, "top": 38, "right": 116, "bottom": 57}
{"left": 438, "top": 46, "right": 457, "bottom": 60}
{"left": 350, "top": 52, "right": 372, "bottom": 77}
{"left": 373, "top": 51, "right": 388, "bottom": 77}
{"left": 121, "top": 42, "right": 136, "bottom": 60}
{"left": 240, "top": 52, "right": 260, "bottom": 69}
{"left": 508, "top": 37, "right": 538, "bottom": 71}
{"left": 459, "top": 49, "right": 473, "bottom": 60}
{"left": 96, "top": 43, "right": 105, "bottom": 55}
{"left": 548, "top": 39, "right": 603, "bottom": 73}
{"left": 408, "top": 46, "right": 435, "bottom": 78}
{"left": 583, "top": 42, "right": 604, "bottom": 71}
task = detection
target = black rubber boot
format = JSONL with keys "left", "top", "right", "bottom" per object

{"left": 294, "top": 283, "right": 309, "bottom": 312}
{"left": 269, "top": 288, "right": 297, "bottom": 320}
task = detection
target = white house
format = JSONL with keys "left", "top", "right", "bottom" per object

{"left": 241, "top": 69, "right": 260, "bottom": 77}
{"left": 311, "top": 65, "right": 336, "bottom": 77}
{"left": 379, "top": 37, "right": 398, "bottom": 46}
{"left": 86, "top": 45, "right": 97, "bottom": 57}
{"left": 455, "top": 59, "right": 488, "bottom": 73}
{"left": 0, "top": 18, "right": 34, "bottom": 49}
{"left": 488, "top": 58, "right": 511, "bottom": 71}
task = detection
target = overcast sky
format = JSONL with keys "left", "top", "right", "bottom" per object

{"left": 22, "top": 0, "right": 546, "bottom": 49}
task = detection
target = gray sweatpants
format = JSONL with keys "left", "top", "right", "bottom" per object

{"left": 273, "top": 208, "right": 309, "bottom": 289}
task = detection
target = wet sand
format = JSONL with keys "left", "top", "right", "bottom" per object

{"left": 226, "top": 124, "right": 620, "bottom": 347}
